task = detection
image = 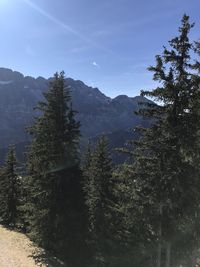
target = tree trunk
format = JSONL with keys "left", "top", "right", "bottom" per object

{"left": 157, "top": 241, "right": 162, "bottom": 267}
{"left": 165, "top": 241, "right": 171, "bottom": 267}
{"left": 157, "top": 204, "right": 163, "bottom": 267}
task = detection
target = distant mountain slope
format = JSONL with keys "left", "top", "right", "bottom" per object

{"left": 0, "top": 67, "right": 149, "bottom": 156}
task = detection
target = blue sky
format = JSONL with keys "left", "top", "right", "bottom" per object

{"left": 0, "top": 0, "right": 199, "bottom": 97}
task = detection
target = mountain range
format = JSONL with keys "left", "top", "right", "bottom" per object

{"left": 0, "top": 67, "right": 149, "bottom": 163}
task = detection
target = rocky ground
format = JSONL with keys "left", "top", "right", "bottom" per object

{"left": 0, "top": 225, "right": 65, "bottom": 267}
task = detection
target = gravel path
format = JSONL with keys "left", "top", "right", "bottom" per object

{"left": 0, "top": 225, "right": 43, "bottom": 267}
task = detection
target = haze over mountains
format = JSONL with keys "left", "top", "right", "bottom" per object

{"left": 0, "top": 67, "right": 149, "bottom": 158}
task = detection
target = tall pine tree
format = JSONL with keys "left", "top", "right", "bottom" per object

{"left": 0, "top": 145, "right": 20, "bottom": 227}
{"left": 23, "top": 72, "right": 86, "bottom": 266}
{"left": 118, "top": 14, "right": 200, "bottom": 266}
{"left": 83, "top": 136, "right": 115, "bottom": 266}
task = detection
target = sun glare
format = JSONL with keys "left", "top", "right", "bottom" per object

{"left": 0, "top": 0, "right": 7, "bottom": 5}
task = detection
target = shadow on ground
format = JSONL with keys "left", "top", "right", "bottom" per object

{"left": 30, "top": 247, "right": 68, "bottom": 267}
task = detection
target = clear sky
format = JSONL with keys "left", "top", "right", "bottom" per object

{"left": 0, "top": 0, "right": 199, "bottom": 97}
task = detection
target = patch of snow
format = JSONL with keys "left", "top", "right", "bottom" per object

{"left": 0, "top": 80, "right": 13, "bottom": 85}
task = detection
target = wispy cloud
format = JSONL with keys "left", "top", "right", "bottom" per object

{"left": 92, "top": 61, "right": 100, "bottom": 68}
{"left": 22, "top": 0, "right": 109, "bottom": 52}
{"left": 22, "top": 0, "right": 88, "bottom": 41}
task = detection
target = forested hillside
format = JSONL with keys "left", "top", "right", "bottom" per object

{"left": 0, "top": 15, "right": 200, "bottom": 267}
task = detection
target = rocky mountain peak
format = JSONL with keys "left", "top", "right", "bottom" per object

{"left": 0, "top": 68, "right": 24, "bottom": 82}
{"left": 0, "top": 67, "right": 149, "bottom": 149}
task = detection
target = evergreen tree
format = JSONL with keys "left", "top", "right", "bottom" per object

{"left": 83, "top": 136, "right": 115, "bottom": 265}
{"left": 23, "top": 72, "right": 86, "bottom": 266}
{"left": 118, "top": 14, "right": 200, "bottom": 266}
{"left": 0, "top": 146, "right": 20, "bottom": 226}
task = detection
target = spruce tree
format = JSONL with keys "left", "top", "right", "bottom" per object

{"left": 0, "top": 146, "right": 20, "bottom": 227}
{"left": 23, "top": 72, "right": 86, "bottom": 265}
{"left": 83, "top": 136, "right": 114, "bottom": 265}
{"left": 119, "top": 14, "right": 200, "bottom": 266}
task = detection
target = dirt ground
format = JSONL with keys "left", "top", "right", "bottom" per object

{"left": 0, "top": 225, "right": 65, "bottom": 267}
